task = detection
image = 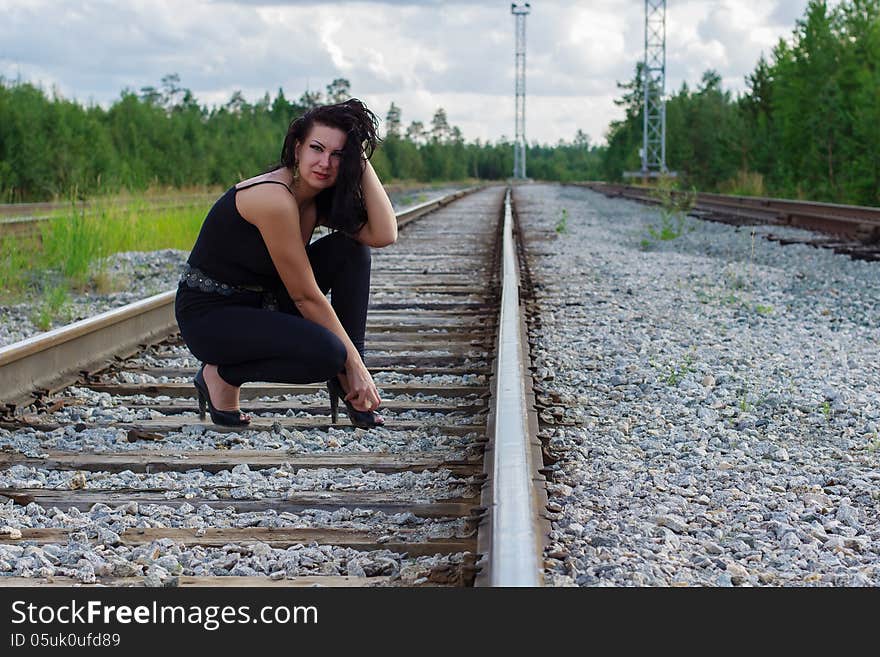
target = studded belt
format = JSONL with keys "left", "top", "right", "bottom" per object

{"left": 179, "top": 264, "right": 278, "bottom": 310}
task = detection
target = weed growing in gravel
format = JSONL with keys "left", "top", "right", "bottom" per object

{"left": 661, "top": 352, "right": 696, "bottom": 386}
{"left": 555, "top": 208, "right": 569, "bottom": 234}
{"left": 641, "top": 176, "right": 696, "bottom": 248}
{"left": 694, "top": 288, "right": 711, "bottom": 304}
{"left": 30, "top": 284, "right": 72, "bottom": 331}
{"left": 724, "top": 268, "right": 748, "bottom": 290}
{"left": 647, "top": 213, "right": 686, "bottom": 242}
{"left": 820, "top": 401, "right": 832, "bottom": 419}
{"left": 697, "top": 263, "right": 775, "bottom": 316}
{"left": 93, "top": 270, "right": 131, "bottom": 295}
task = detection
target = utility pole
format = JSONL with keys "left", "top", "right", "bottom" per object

{"left": 642, "top": 0, "right": 667, "bottom": 178}
{"left": 624, "top": 0, "right": 673, "bottom": 182}
{"left": 511, "top": 2, "right": 530, "bottom": 179}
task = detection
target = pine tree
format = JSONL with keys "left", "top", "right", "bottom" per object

{"left": 385, "top": 102, "right": 402, "bottom": 138}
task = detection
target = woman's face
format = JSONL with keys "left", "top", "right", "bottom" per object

{"left": 296, "top": 123, "right": 347, "bottom": 189}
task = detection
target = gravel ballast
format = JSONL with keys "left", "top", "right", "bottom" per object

{"left": 515, "top": 183, "right": 880, "bottom": 587}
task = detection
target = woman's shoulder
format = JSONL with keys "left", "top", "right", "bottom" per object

{"left": 234, "top": 175, "right": 298, "bottom": 227}
{"left": 235, "top": 171, "right": 293, "bottom": 193}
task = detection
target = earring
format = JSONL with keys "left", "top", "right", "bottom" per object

{"left": 291, "top": 161, "right": 300, "bottom": 182}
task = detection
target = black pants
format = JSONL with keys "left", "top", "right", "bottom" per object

{"left": 174, "top": 232, "right": 370, "bottom": 387}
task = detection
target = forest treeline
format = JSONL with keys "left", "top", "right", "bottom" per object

{"left": 1, "top": 0, "right": 876, "bottom": 205}
{"left": 604, "top": 0, "right": 880, "bottom": 206}
{"left": 0, "top": 73, "right": 601, "bottom": 202}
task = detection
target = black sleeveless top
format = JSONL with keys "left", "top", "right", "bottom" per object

{"left": 186, "top": 180, "right": 293, "bottom": 289}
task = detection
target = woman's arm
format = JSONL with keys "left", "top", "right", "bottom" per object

{"left": 239, "top": 186, "right": 382, "bottom": 411}
{"left": 354, "top": 159, "right": 398, "bottom": 248}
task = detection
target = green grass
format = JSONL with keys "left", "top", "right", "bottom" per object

{"left": 555, "top": 208, "right": 569, "bottom": 234}
{"left": 1, "top": 193, "right": 208, "bottom": 322}
{"left": 719, "top": 170, "right": 766, "bottom": 197}
{"left": 41, "top": 204, "right": 104, "bottom": 289}
{"left": 0, "top": 233, "right": 38, "bottom": 297}
{"left": 665, "top": 353, "right": 695, "bottom": 386}
{"left": 641, "top": 175, "right": 696, "bottom": 248}
{"left": 648, "top": 351, "right": 697, "bottom": 387}
{"left": 647, "top": 213, "right": 686, "bottom": 242}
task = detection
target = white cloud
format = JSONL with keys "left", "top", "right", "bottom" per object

{"left": 0, "top": 0, "right": 814, "bottom": 145}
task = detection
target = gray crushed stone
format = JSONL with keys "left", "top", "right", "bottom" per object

{"left": 516, "top": 183, "right": 880, "bottom": 587}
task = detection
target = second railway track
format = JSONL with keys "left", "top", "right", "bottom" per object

{"left": 0, "top": 185, "right": 549, "bottom": 588}
{"left": 581, "top": 182, "right": 880, "bottom": 261}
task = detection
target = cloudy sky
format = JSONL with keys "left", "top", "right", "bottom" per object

{"left": 1, "top": 1, "right": 819, "bottom": 145}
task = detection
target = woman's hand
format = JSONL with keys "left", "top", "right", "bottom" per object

{"left": 353, "top": 160, "right": 397, "bottom": 248}
{"left": 345, "top": 359, "right": 382, "bottom": 412}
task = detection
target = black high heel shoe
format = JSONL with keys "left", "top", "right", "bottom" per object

{"left": 327, "top": 378, "right": 384, "bottom": 429}
{"left": 193, "top": 365, "right": 250, "bottom": 427}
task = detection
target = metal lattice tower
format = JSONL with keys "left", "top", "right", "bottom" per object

{"left": 642, "top": 0, "right": 667, "bottom": 175}
{"left": 511, "top": 2, "right": 530, "bottom": 179}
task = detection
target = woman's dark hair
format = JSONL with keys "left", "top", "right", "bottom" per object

{"left": 278, "top": 98, "right": 380, "bottom": 235}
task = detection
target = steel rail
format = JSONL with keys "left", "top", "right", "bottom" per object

{"left": 579, "top": 181, "right": 880, "bottom": 241}
{"left": 0, "top": 195, "right": 220, "bottom": 241}
{"left": 0, "top": 185, "right": 481, "bottom": 240}
{"left": 0, "top": 291, "right": 176, "bottom": 410}
{"left": 0, "top": 192, "right": 217, "bottom": 218}
{"left": 0, "top": 185, "right": 486, "bottom": 410}
{"left": 477, "top": 187, "right": 547, "bottom": 587}
{"left": 0, "top": 184, "right": 471, "bottom": 219}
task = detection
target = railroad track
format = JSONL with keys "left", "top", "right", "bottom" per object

{"left": 0, "top": 185, "right": 549, "bottom": 588}
{"left": 0, "top": 184, "right": 467, "bottom": 240}
{"left": 580, "top": 182, "right": 880, "bottom": 261}
{"left": 0, "top": 193, "right": 219, "bottom": 219}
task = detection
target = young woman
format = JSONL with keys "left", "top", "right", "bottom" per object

{"left": 174, "top": 99, "right": 397, "bottom": 428}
